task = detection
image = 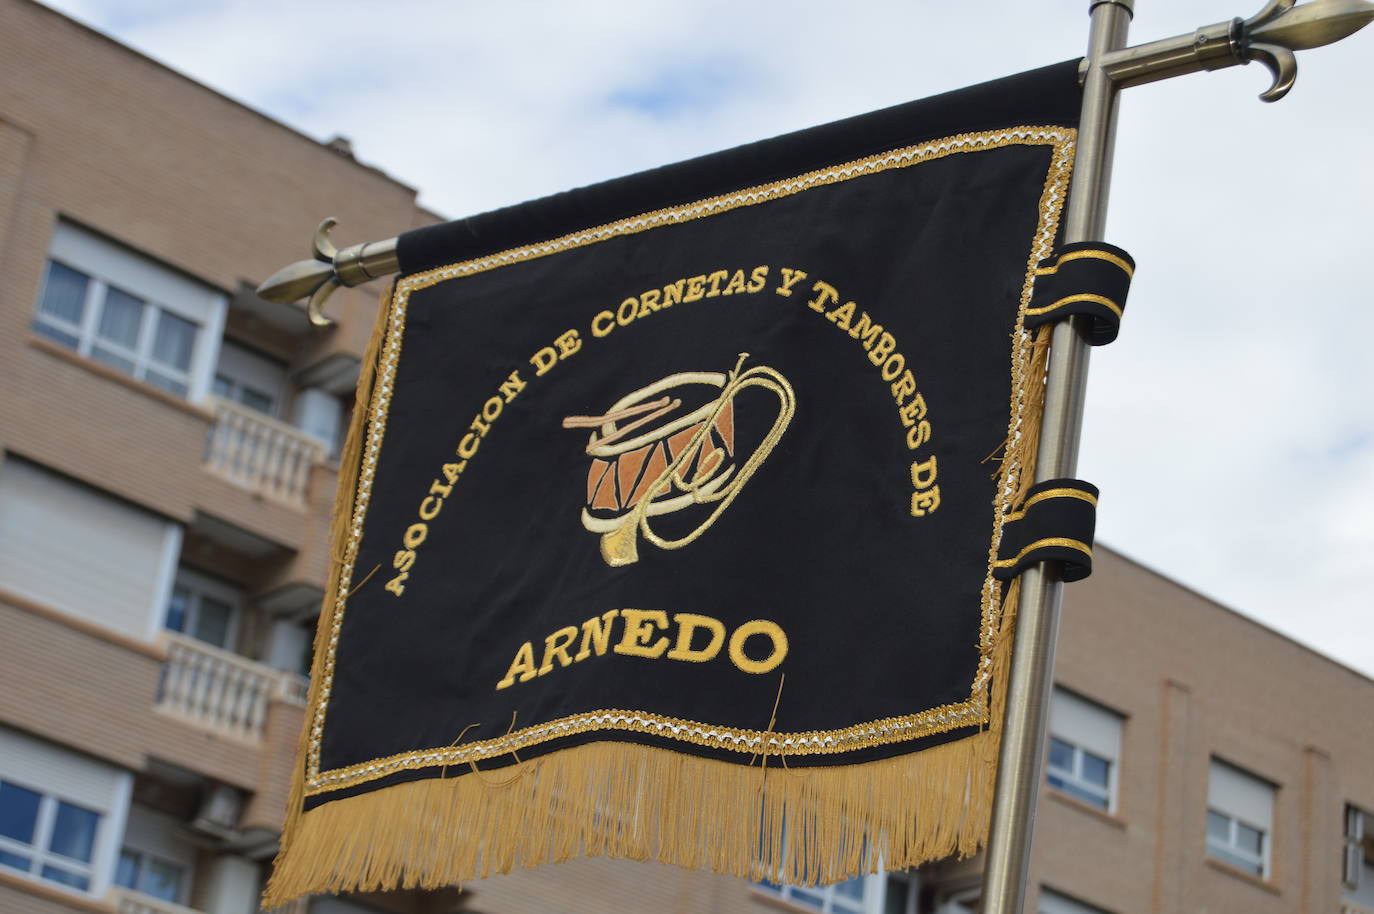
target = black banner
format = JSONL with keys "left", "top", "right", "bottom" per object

{"left": 268, "top": 60, "right": 1081, "bottom": 904}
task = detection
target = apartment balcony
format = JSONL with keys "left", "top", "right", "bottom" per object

{"left": 110, "top": 887, "right": 207, "bottom": 914}
{"left": 156, "top": 631, "right": 307, "bottom": 742}
{"left": 1343, "top": 901, "right": 1374, "bottom": 914}
{"left": 203, "top": 396, "right": 326, "bottom": 507}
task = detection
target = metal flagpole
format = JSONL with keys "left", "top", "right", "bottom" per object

{"left": 251, "top": 5, "right": 1373, "bottom": 910}
{"left": 976, "top": 3, "right": 1133, "bottom": 912}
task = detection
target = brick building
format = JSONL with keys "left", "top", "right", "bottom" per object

{"left": 0, "top": 2, "right": 1371, "bottom": 913}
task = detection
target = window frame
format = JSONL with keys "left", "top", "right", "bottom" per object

{"left": 1345, "top": 804, "right": 1371, "bottom": 894}
{"left": 36, "top": 259, "right": 200, "bottom": 397}
{"left": 1046, "top": 687, "right": 1122, "bottom": 814}
{"left": 163, "top": 567, "right": 243, "bottom": 652}
{"left": 211, "top": 338, "right": 290, "bottom": 420}
{"left": 114, "top": 845, "right": 190, "bottom": 905}
{"left": 1046, "top": 736, "right": 1113, "bottom": 811}
{"left": 1206, "top": 806, "right": 1269, "bottom": 878}
{"left": 0, "top": 778, "right": 103, "bottom": 894}
{"left": 32, "top": 220, "right": 227, "bottom": 403}
{"left": 758, "top": 869, "right": 916, "bottom": 914}
{"left": 1205, "top": 757, "right": 1275, "bottom": 880}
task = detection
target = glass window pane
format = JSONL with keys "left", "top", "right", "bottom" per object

{"left": 213, "top": 375, "right": 234, "bottom": 398}
{"left": 90, "top": 345, "right": 137, "bottom": 375}
{"left": 833, "top": 874, "right": 866, "bottom": 900}
{"left": 1207, "top": 810, "right": 1230, "bottom": 841}
{"left": 48, "top": 801, "right": 98, "bottom": 862}
{"left": 1211, "top": 846, "right": 1262, "bottom": 875}
{"left": 32, "top": 321, "right": 81, "bottom": 349}
{"left": 143, "top": 858, "right": 185, "bottom": 902}
{"left": 151, "top": 310, "right": 197, "bottom": 372}
{"left": 1064, "top": 782, "right": 1109, "bottom": 810}
{"left": 0, "top": 781, "right": 42, "bottom": 844}
{"left": 1235, "top": 822, "right": 1263, "bottom": 855}
{"left": 38, "top": 261, "right": 89, "bottom": 325}
{"left": 1080, "top": 751, "right": 1109, "bottom": 787}
{"left": 1048, "top": 738, "right": 1074, "bottom": 771}
{"left": 193, "top": 596, "right": 233, "bottom": 648}
{"left": 40, "top": 863, "right": 90, "bottom": 891}
{"left": 97, "top": 287, "right": 145, "bottom": 349}
{"left": 144, "top": 370, "right": 189, "bottom": 398}
{"left": 115, "top": 849, "right": 141, "bottom": 889}
{"left": 0, "top": 848, "right": 33, "bottom": 872}
{"left": 164, "top": 586, "right": 191, "bottom": 633}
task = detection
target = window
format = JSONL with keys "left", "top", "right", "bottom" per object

{"left": 1206, "top": 758, "right": 1274, "bottom": 878}
{"left": 213, "top": 340, "right": 288, "bottom": 418}
{"left": 759, "top": 871, "right": 915, "bottom": 914}
{"left": 115, "top": 848, "right": 187, "bottom": 903}
{"left": 164, "top": 567, "right": 242, "bottom": 651}
{"left": 1039, "top": 887, "right": 1112, "bottom": 914}
{"left": 32, "top": 221, "right": 226, "bottom": 400}
{"left": 1047, "top": 688, "right": 1121, "bottom": 812}
{"left": 115, "top": 804, "right": 196, "bottom": 905}
{"left": 0, "top": 780, "right": 102, "bottom": 892}
{"left": 930, "top": 884, "right": 979, "bottom": 913}
{"left": 0, "top": 727, "right": 131, "bottom": 897}
{"left": 291, "top": 387, "right": 348, "bottom": 458}
{"left": 1346, "top": 806, "right": 1374, "bottom": 906}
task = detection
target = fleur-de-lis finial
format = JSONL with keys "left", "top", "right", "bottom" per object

{"left": 1091, "top": 0, "right": 1372, "bottom": 100}
{"left": 255, "top": 219, "right": 399, "bottom": 329}
{"left": 1242, "top": 0, "right": 1373, "bottom": 100}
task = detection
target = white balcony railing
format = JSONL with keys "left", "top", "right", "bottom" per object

{"left": 203, "top": 395, "right": 326, "bottom": 505}
{"left": 109, "top": 887, "right": 206, "bottom": 914}
{"left": 156, "top": 632, "right": 308, "bottom": 741}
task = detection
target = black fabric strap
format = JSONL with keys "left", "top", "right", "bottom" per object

{"left": 1025, "top": 242, "right": 1134, "bottom": 345}
{"left": 993, "top": 478, "right": 1098, "bottom": 583}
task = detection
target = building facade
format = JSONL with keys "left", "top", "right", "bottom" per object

{"left": 0, "top": 2, "right": 1371, "bottom": 913}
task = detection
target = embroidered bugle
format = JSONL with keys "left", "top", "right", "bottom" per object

{"left": 563, "top": 354, "right": 796, "bottom": 566}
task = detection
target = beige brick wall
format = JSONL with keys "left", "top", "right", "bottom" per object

{"left": 1025, "top": 547, "right": 1374, "bottom": 914}
{"left": 243, "top": 700, "right": 307, "bottom": 834}
{"left": 0, "top": 593, "right": 274, "bottom": 793}
{"left": 0, "top": 0, "right": 430, "bottom": 567}
{"left": 0, "top": 871, "right": 114, "bottom": 914}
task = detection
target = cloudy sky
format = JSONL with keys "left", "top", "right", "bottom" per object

{"left": 41, "top": 0, "right": 1374, "bottom": 676}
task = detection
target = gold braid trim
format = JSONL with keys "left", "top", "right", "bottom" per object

{"left": 1023, "top": 292, "right": 1122, "bottom": 320}
{"left": 992, "top": 537, "right": 1093, "bottom": 571}
{"left": 1033, "top": 247, "right": 1135, "bottom": 278}
{"left": 1001, "top": 487, "right": 1098, "bottom": 525}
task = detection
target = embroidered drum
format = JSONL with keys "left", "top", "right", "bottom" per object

{"left": 563, "top": 356, "right": 795, "bottom": 566}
